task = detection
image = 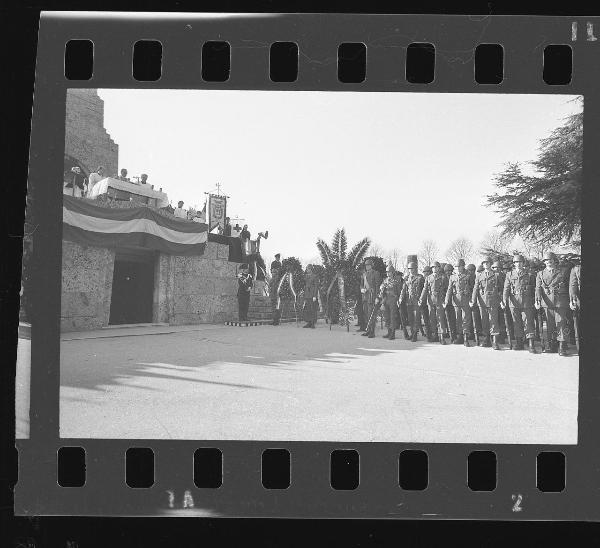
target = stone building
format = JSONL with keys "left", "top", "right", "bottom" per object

{"left": 61, "top": 236, "right": 241, "bottom": 332}
{"left": 64, "top": 89, "right": 118, "bottom": 178}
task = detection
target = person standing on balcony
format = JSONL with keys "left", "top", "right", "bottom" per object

{"left": 86, "top": 166, "right": 104, "bottom": 196}
{"left": 173, "top": 201, "right": 187, "bottom": 219}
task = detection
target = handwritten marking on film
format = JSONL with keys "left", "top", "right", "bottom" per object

{"left": 511, "top": 493, "right": 523, "bottom": 512}
{"left": 167, "top": 489, "right": 195, "bottom": 509}
{"left": 572, "top": 22, "right": 598, "bottom": 41}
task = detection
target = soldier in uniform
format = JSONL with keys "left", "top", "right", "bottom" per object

{"left": 470, "top": 257, "right": 502, "bottom": 349}
{"left": 302, "top": 265, "right": 319, "bottom": 328}
{"left": 355, "top": 264, "right": 366, "bottom": 331}
{"left": 375, "top": 262, "right": 402, "bottom": 340}
{"left": 569, "top": 262, "right": 581, "bottom": 353}
{"left": 443, "top": 263, "right": 457, "bottom": 343}
{"left": 400, "top": 262, "right": 424, "bottom": 342}
{"left": 393, "top": 270, "right": 410, "bottom": 339}
{"left": 502, "top": 254, "right": 536, "bottom": 352}
{"left": 419, "top": 265, "right": 432, "bottom": 339}
{"left": 535, "top": 252, "right": 571, "bottom": 356}
{"left": 444, "top": 259, "right": 473, "bottom": 347}
{"left": 467, "top": 263, "right": 483, "bottom": 342}
{"left": 492, "top": 261, "right": 508, "bottom": 344}
{"left": 362, "top": 258, "right": 382, "bottom": 338}
{"left": 419, "top": 261, "right": 448, "bottom": 344}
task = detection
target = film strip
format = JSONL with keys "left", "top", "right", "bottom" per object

{"left": 14, "top": 12, "right": 600, "bottom": 520}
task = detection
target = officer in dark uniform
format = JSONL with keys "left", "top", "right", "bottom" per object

{"left": 536, "top": 252, "right": 571, "bottom": 356}
{"left": 471, "top": 257, "right": 502, "bottom": 349}
{"left": 445, "top": 259, "right": 473, "bottom": 346}
{"left": 419, "top": 261, "right": 448, "bottom": 344}
{"left": 569, "top": 262, "right": 581, "bottom": 353}
{"left": 237, "top": 263, "right": 253, "bottom": 321}
{"left": 270, "top": 253, "right": 282, "bottom": 272}
{"left": 376, "top": 262, "right": 402, "bottom": 340}
{"left": 502, "top": 254, "right": 536, "bottom": 352}
{"left": 302, "top": 265, "right": 319, "bottom": 328}
{"left": 400, "top": 261, "right": 424, "bottom": 342}
{"left": 420, "top": 265, "right": 432, "bottom": 339}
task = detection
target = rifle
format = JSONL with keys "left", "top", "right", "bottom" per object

{"left": 366, "top": 299, "right": 383, "bottom": 334}
{"left": 538, "top": 307, "right": 546, "bottom": 352}
{"left": 503, "top": 305, "right": 513, "bottom": 350}
{"left": 573, "top": 305, "right": 580, "bottom": 353}
{"left": 471, "top": 306, "right": 479, "bottom": 346}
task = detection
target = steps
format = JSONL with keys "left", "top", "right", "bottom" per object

{"left": 248, "top": 295, "right": 273, "bottom": 321}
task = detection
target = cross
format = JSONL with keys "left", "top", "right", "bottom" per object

{"left": 230, "top": 215, "right": 245, "bottom": 224}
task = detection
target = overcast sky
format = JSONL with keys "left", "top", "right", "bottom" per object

{"left": 98, "top": 89, "right": 581, "bottom": 265}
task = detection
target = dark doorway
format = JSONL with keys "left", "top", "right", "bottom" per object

{"left": 109, "top": 251, "right": 155, "bottom": 325}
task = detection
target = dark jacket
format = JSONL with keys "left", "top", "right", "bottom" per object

{"left": 237, "top": 272, "right": 253, "bottom": 296}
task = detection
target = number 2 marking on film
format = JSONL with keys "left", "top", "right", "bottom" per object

{"left": 572, "top": 22, "right": 598, "bottom": 41}
{"left": 511, "top": 493, "right": 523, "bottom": 512}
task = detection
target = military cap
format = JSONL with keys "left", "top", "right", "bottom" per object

{"left": 455, "top": 258, "right": 466, "bottom": 267}
{"left": 408, "top": 261, "right": 418, "bottom": 269}
{"left": 543, "top": 251, "right": 558, "bottom": 262}
{"left": 513, "top": 254, "right": 525, "bottom": 263}
{"left": 365, "top": 258, "right": 373, "bottom": 266}
{"left": 492, "top": 260, "right": 502, "bottom": 269}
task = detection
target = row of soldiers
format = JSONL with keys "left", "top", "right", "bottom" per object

{"left": 357, "top": 252, "right": 581, "bottom": 356}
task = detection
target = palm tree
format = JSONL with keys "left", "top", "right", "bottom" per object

{"left": 316, "top": 228, "right": 371, "bottom": 324}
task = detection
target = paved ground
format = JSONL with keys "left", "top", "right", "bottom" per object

{"left": 57, "top": 322, "right": 578, "bottom": 443}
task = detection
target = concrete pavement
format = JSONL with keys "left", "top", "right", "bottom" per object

{"left": 59, "top": 322, "right": 578, "bottom": 443}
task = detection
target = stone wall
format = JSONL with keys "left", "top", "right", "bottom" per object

{"left": 65, "top": 89, "right": 118, "bottom": 177}
{"left": 155, "top": 241, "right": 239, "bottom": 325}
{"left": 61, "top": 240, "right": 115, "bottom": 331}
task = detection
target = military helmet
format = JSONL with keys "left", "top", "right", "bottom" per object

{"left": 423, "top": 265, "right": 432, "bottom": 274}
{"left": 543, "top": 251, "right": 558, "bottom": 262}
{"left": 477, "top": 264, "right": 484, "bottom": 272}
{"left": 444, "top": 263, "right": 453, "bottom": 270}
{"left": 455, "top": 258, "right": 466, "bottom": 267}
{"left": 513, "top": 254, "right": 525, "bottom": 263}
{"left": 467, "top": 263, "right": 476, "bottom": 271}
{"left": 365, "top": 258, "right": 373, "bottom": 266}
{"left": 408, "top": 261, "right": 418, "bottom": 270}
{"left": 492, "top": 260, "right": 502, "bottom": 269}
{"left": 432, "top": 261, "right": 441, "bottom": 268}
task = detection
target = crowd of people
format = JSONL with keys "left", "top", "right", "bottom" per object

{"left": 63, "top": 165, "right": 153, "bottom": 198}
{"left": 260, "top": 252, "right": 581, "bottom": 357}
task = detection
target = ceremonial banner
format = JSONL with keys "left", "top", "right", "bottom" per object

{"left": 62, "top": 195, "right": 208, "bottom": 255}
{"left": 208, "top": 193, "right": 227, "bottom": 232}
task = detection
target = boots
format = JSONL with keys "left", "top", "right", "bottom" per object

{"left": 389, "top": 329, "right": 396, "bottom": 340}
{"left": 411, "top": 330, "right": 418, "bottom": 342}
{"left": 403, "top": 327, "right": 410, "bottom": 340}
{"left": 454, "top": 334, "right": 464, "bottom": 345}
{"left": 492, "top": 335, "right": 500, "bottom": 350}
{"left": 463, "top": 335, "right": 470, "bottom": 347}
{"left": 431, "top": 333, "right": 439, "bottom": 343}
{"left": 528, "top": 338, "right": 536, "bottom": 353}
{"left": 515, "top": 338, "right": 524, "bottom": 351}
{"left": 439, "top": 333, "right": 446, "bottom": 345}
{"left": 383, "top": 329, "right": 390, "bottom": 339}
{"left": 482, "top": 335, "right": 492, "bottom": 348}
{"left": 272, "top": 309, "right": 281, "bottom": 326}
{"left": 558, "top": 341, "right": 568, "bottom": 356}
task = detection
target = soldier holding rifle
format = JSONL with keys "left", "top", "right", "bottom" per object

{"left": 535, "top": 252, "right": 571, "bottom": 356}
{"left": 569, "top": 262, "right": 581, "bottom": 353}
{"left": 419, "top": 261, "right": 448, "bottom": 345}
{"left": 400, "top": 262, "right": 425, "bottom": 342}
{"left": 373, "top": 262, "right": 402, "bottom": 340}
{"left": 502, "top": 254, "right": 537, "bottom": 353}
{"left": 362, "top": 259, "right": 382, "bottom": 338}
{"left": 470, "top": 257, "right": 502, "bottom": 350}
{"left": 444, "top": 259, "right": 473, "bottom": 347}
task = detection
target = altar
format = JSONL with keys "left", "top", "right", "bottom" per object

{"left": 88, "top": 177, "right": 169, "bottom": 208}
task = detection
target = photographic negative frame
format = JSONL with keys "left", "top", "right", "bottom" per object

{"left": 13, "top": 11, "right": 600, "bottom": 519}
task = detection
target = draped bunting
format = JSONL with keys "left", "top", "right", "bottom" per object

{"left": 63, "top": 195, "right": 209, "bottom": 256}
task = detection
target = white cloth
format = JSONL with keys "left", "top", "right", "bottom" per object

{"left": 63, "top": 184, "right": 83, "bottom": 198}
{"left": 87, "top": 172, "right": 103, "bottom": 195}
{"left": 173, "top": 207, "right": 187, "bottom": 219}
{"left": 87, "top": 177, "right": 169, "bottom": 207}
